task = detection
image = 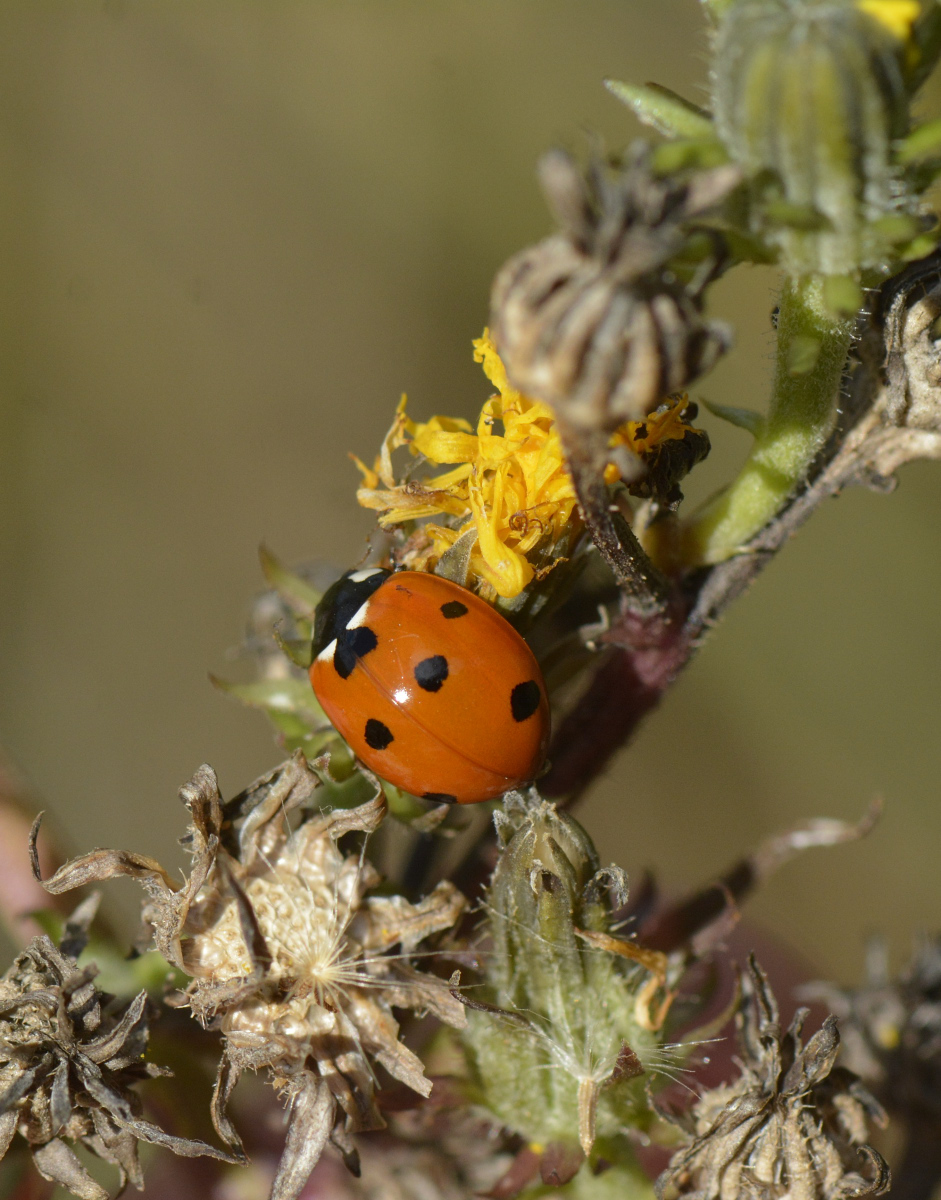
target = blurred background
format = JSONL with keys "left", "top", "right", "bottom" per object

{"left": 0, "top": 0, "right": 939, "bottom": 986}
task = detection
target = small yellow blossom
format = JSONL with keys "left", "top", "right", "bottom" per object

{"left": 604, "top": 394, "right": 701, "bottom": 485}
{"left": 856, "top": 0, "right": 920, "bottom": 40}
{"left": 355, "top": 332, "right": 579, "bottom": 599}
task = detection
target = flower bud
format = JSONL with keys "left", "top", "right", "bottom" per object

{"left": 462, "top": 797, "right": 669, "bottom": 1169}
{"left": 713, "top": 0, "right": 911, "bottom": 278}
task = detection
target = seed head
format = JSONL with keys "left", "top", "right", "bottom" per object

{"left": 0, "top": 894, "right": 231, "bottom": 1199}
{"left": 490, "top": 146, "right": 737, "bottom": 433}
{"left": 657, "top": 956, "right": 890, "bottom": 1200}
{"left": 37, "top": 754, "right": 467, "bottom": 1200}
{"left": 805, "top": 935, "right": 941, "bottom": 1125}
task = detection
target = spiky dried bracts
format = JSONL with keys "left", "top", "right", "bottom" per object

{"left": 657, "top": 957, "right": 890, "bottom": 1200}
{"left": 0, "top": 894, "right": 233, "bottom": 1199}
{"left": 813, "top": 934, "right": 941, "bottom": 1114}
{"left": 491, "top": 146, "right": 737, "bottom": 435}
{"left": 806, "top": 936, "right": 941, "bottom": 1200}
{"left": 35, "top": 753, "right": 467, "bottom": 1200}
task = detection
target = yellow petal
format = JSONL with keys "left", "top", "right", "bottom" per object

{"left": 349, "top": 453, "right": 379, "bottom": 490}
{"left": 856, "top": 0, "right": 920, "bottom": 40}
{"left": 419, "top": 462, "right": 473, "bottom": 492}
{"left": 376, "top": 395, "right": 415, "bottom": 487}
{"left": 473, "top": 329, "right": 521, "bottom": 402}
{"left": 469, "top": 469, "right": 533, "bottom": 597}
{"left": 411, "top": 427, "right": 480, "bottom": 465}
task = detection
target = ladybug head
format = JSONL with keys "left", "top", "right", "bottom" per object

{"left": 312, "top": 567, "right": 391, "bottom": 659}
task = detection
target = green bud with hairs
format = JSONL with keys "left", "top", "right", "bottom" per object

{"left": 713, "top": 0, "right": 914, "bottom": 280}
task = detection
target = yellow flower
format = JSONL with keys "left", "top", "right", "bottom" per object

{"left": 855, "top": 0, "right": 920, "bottom": 40}
{"left": 354, "top": 332, "right": 579, "bottom": 599}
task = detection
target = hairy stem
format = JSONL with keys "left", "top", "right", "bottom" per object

{"left": 684, "top": 275, "right": 853, "bottom": 566}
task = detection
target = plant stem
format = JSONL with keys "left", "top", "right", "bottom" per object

{"left": 684, "top": 275, "right": 853, "bottom": 566}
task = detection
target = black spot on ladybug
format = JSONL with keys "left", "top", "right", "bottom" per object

{"left": 423, "top": 791, "right": 458, "bottom": 805}
{"left": 634, "top": 422, "right": 648, "bottom": 440}
{"left": 334, "top": 626, "right": 379, "bottom": 679}
{"left": 364, "top": 718, "right": 394, "bottom": 750}
{"left": 510, "top": 680, "right": 541, "bottom": 722}
{"left": 414, "top": 655, "right": 449, "bottom": 692}
{"left": 440, "top": 600, "right": 468, "bottom": 619}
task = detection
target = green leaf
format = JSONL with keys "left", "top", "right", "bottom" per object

{"left": 210, "top": 673, "right": 325, "bottom": 720}
{"left": 870, "top": 212, "right": 924, "bottom": 244}
{"left": 276, "top": 722, "right": 339, "bottom": 759}
{"left": 79, "top": 942, "right": 184, "bottom": 998}
{"left": 651, "top": 138, "right": 729, "bottom": 174}
{"left": 319, "top": 768, "right": 380, "bottom": 811}
{"left": 29, "top": 909, "right": 65, "bottom": 941}
{"left": 901, "top": 231, "right": 941, "bottom": 260}
{"left": 604, "top": 79, "right": 714, "bottom": 140}
{"left": 898, "top": 116, "right": 941, "bottom": 163}
{"left": 274, "top": 627, "right": 313, "bottom": 670}
{"left": 700, "top": 0, "right": 737, "bottom": 19}
{"left": 763, "top": 199, "right": 832, "bottom": 232}
{"left": 721, "top": 228, "right": 780, "bottom": 266}
{"left": 702, "top": 398, "right": 765, "bottom": 436}
{"left": 258, "top": 545, "right": 322, "bottom": 615}
{"left": 383, "top": 783, "right": 436, "bottom": 825}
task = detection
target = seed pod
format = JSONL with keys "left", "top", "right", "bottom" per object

{"left": 713, "top": 0, "right": 910, "bottom": 278}
{"left": 491, "top": 147, "right": 737, "bottom": 433}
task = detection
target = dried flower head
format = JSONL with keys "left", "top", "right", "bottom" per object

{"left": 0, "top": 893, "right": 231, "bottom": 1200}
{"left": 37, "top": 754, "right": 467, "bottom": 1200}
{"left": 657, "top": 956, "right": 890, "bottom": 1200}
{"left": 354, "top": 331, "right": 580, "bottom": 600}
{"left": 805, "top": 935, "right": 941, "bottom": 1124}
{"left": 490, "top": 146, "right": 737, "bottom": 434}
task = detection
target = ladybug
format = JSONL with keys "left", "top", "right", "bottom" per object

{"left": 309, "top": 569, "right": 550, "bottom": 804}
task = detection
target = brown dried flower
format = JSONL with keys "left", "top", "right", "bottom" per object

{"left": 657, "top": 956, "right": 890, "bottom": 1200}
{"left": 0, "top": 893, "right": 231, "bottom": 1200}
{"left": 490, "top": 145, "right": 738, "bottom": 434}
{"left": 36, "top": 753, "right": 467, "bottom": 1200}
{"left": 803, "top": 937, "right": 941, "bottom": 1119}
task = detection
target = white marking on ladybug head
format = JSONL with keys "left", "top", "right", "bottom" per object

{"left": 349, "top": 568, "right": 384, "bottom": 583}
{"left": 347, "top": 600, "right": 372, "bottom": 629}
{"left": 317, "top": 638, "right": 337, "bottom": 663}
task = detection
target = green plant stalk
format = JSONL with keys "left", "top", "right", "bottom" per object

{"left": 684, "top": 276, "right": 853, "bottom": 566}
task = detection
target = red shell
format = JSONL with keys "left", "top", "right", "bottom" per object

{"left": 310, "top": 571, "right": 550, "bottom": 804}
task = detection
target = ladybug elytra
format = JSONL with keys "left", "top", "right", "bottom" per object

{"left": 309, "top": 569, "right": 550, "bottom": 804}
